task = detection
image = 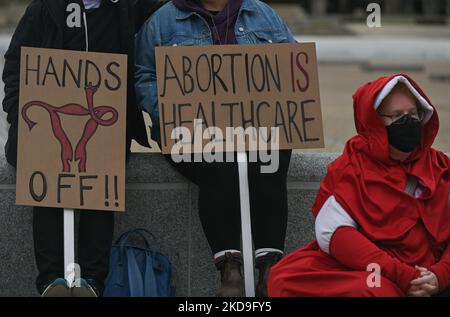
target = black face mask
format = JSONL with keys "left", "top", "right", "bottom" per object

{"left": 386, "top": 115, "right": 421, "bottom": 153}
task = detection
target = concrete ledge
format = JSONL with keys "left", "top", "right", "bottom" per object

{"left": 4, "top": 152, "right": 448, "bottom": 296}
{"left": 0, "top": 152, "right": 338, "bottom": 296}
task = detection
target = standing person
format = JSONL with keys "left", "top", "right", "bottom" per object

{"left": 269, "top": 74, "right": 450, "bottom": 297}
{"left": 135, "top": 0, "right": 296, "bottom": 297}
{"left": 2, "top": 0, "right": 164, "bottom": 297}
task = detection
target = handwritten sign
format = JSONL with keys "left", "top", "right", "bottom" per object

{"left": 155, "top": 43, "right": 324, "bottom": 154}
{"left": 16, "top": 47, "right": 127, "bottom": 212}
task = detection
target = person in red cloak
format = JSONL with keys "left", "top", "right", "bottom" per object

{"left": 268, "top": 74, "right": 450, "bottom": 297}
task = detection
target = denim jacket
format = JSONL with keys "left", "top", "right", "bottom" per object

{"left": 135, "top": 0, "right": 296, "bottom": 142}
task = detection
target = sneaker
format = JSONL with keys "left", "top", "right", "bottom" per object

{"left": 70, "top": 278, "right": 99, "bottom": 297}
{"left": 41, "top": 278, "right": 70, "bottom": 297}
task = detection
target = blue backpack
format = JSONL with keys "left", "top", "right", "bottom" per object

{"left": 103, "top": 228, "right": 175, "bottom": 297}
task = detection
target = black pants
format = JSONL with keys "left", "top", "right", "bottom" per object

{"left": 166, "top": 150, "right": 291, "bottom": 255}
{"left": 33, "top": 207, "right": 114, "bottom": 294}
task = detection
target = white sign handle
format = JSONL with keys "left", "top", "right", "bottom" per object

{"left": 64, "top": 208, "right": 76, "bottom": 287}
{"left": 237, "top": 152, "right": 255, "bottom": 297}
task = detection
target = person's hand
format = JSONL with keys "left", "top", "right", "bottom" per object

{"left": 407, "top": 266, "right": 439, "bottom": 297}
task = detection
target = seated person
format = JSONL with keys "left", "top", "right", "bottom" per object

{"left": 135, "top": 0, "right": 296, "bottom": 297}
{"left": 268, "top": 74, "right": 450, "bottom": 297}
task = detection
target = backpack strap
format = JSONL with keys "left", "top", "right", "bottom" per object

{"left": 117, "top": 229, "right": 157, "bottom": 264}
{"left": 143, "top": 252, "right": 158, "bottom": 297}
{"left": 125, "top": 248, "right": 145, "bottom": 297}
{"left": 116, "top": 228, "right": 156, "bottom": 248}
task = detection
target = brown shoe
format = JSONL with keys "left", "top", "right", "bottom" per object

{"left": 215, "top": 252, "right": 245, "bottom": 297}
{"left": 255, "top": 252, "right": 283, "bottom": 297}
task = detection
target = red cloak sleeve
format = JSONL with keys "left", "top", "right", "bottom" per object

{"left": 330, "top": 226, "right": 420, "bottom": 294}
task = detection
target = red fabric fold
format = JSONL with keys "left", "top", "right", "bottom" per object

{"left": 429, "top": 242, "right": 450, "bottom": 291}
{"left": 330, "top": 226, "right": 419, "bottom": 294}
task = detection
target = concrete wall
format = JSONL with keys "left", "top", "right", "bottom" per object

{"left": 0, "top": 152, "right": 338, "bottom": 297}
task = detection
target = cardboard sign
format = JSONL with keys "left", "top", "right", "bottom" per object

{"left": 16, "top": 47, "right": 127, "bottom": 212}
{"left": 155, "top": 43, "right": 324, "bottom": 154}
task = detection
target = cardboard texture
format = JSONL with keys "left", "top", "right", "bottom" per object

{"left": 155, "top": 43, "right": 324, "bottom": 154}
{"left": 16, "top": 47, "right": 127, "bottom": 212}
